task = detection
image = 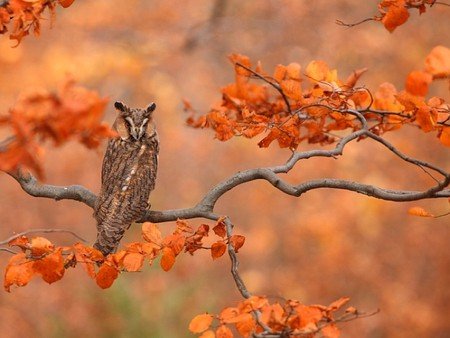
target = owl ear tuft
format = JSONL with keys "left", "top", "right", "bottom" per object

{"left": 146, "top": 102, "right": 156, "bottom": 114}
{"left": 114, "top": 101, "right": 127, "bottom": 112}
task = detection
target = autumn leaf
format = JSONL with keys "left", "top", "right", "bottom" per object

{"left": 211, "top": 242, "right": 227, "bottom": 260}
{"left": 344, "top": 68, "right": 368, "bottom": 89}
{"left": 327, "top": 297, "right": 350, "bottom": 312}
{"left": 142, "top": 222, "right": 162, "bottom": 246}
{"left": 235, "top": 313, "right": 256, "bottom": 337}
{"left": 408, "top": 206, "right": 434, "bottom": 217}
{"left": 380, "top": 0, "right": 410, "bottom": 33}
{"left": 405, "top": 71, "right": 432, "bottom": 97}
{"left": 30, "top": 237, "right": 54, "bottom": 256}
{"left": 439, "top": 127, "right": 450, "bottom": 147}
{"left": 160, "top": 247, "right": 176, "bottom": 271}
{"left": 305, "top": 60, "right": 330, "bottom": 82}
{"left": 122, "top": 252, "right": 145, "bottom": 272}
{"left": 58, "top": 0, "right": 75, "bottom": 8}
{"left": 73, "top": 243, "right": 104, "bottom": 279}
{"left": 4, "top": 253, "right": 35, "bottom": 292}
{"left": 189, "top": 313, "right": 214, "bottom": 333}
{"left": 295, "top": 304, "right": 323, "bottom": 328}
{"left": 163, "top": 233, "right": 185, "bottom": 256}
{"left": 8, "top": 235, "right": 30, "bottom": 251}
{"left": 199, "top": 330, "right": 215, "bottom": 338}
{"left": 424, "top": 45, "right": 450, "bottom": 79}
{"left": 216, "top": 325, "right": 233, "bottom": 338}
{"left": 33, "top": 248, "right": 65, "bottom": 284}
{"left": 322, "top": 324, "right": 341, "bottom": 338}
{"left": 415, "top": 106, "right": 436, "bottom": 132}
{"left": 96, "top": 263, "right": 119, "bottom": 289}
{"left": 229, "top": 235, "right": 245, "bottom": 252}
{"left": 213, "top": 221, "right": 227, "bottom": 238}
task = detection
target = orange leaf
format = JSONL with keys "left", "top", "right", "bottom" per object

{"left": 344, "top": 68, "right": 368, "bottom": 89}
{"left": 229, "top": 235, "right": 245, "bottom": 253}
{"left": 73, "top": 243, "right": 104, "bottom": 279}
{"left": 160, "top": 247, "right": 176, "bottom": 271}
{"left": 122, "top": 252, "right": 145, "bottom": 272}
{"left": 199, "top": 330, "right": 215, "bottom": 338}
{"left": 196, "top": 224, "right": 210, "bottom": 237}
{"left": 189, "top": 313, "right": 214, "bottom": 333}
{"left": 405, "top": 71, "right": 432, "bottom": 97}
{"left": 95, "top": 263, "right": 119, "bottom": 289}
{"left": 163, "top": 233, "right": 185, "bottom": 256}
{"left": 58, "top": 0, "right": 75, "bottom": 8}
{"left": 295, "top": 305, "right": 323, "bottom": 328}
{"left": 424, "top": 45, "right": 450, "bottom": 78}
{"left": 381, "top": 0, "right": 410, "bottom": 33}
{"left": 211, "top": 241, "right": 227, "bottom": 260}
{"left": 216, "top": 325, "right": 233, "bottom": 338}
{"left": 30, "top": 237, "right": 54, "bottom": 256}
{"left": 8, "top": 235, "right": 30, "bottom": 251}
{"left": 235, "top": 313, "right": 256, "bottom": 337}
{"left": 408, "top": 206, "right": 434, "bottom": 217}
{"left": 305, "top": 60, "right": 330, "bottom": 82}
{"left": 440, "top": 127, "right": 450, "bottom": 147}
{"left": 220, "top": 307, "right": 240, "bottom": 323}
{"left": 327, "top": 297, "right": 350, "bottom": 312}
{"left": 213, "top": 221, "right": 227, "bottom": 238}
{"left": 322, "top": 324, "right": 341, "bottom": 338}
{"left": 4, "top": 253, "right": 35, "bottom": 292}
{"left": 142, "top": 222, "right": 162, "bottom": 246}
{"left": 33, "top": 248, "right": 65, "bottom": 284}
{"left": 415, "top": 106, "right": 435, "bottom": 132}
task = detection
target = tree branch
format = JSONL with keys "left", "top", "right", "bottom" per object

{"left": 8, "top": 171, "right": 97, "bottom": 208}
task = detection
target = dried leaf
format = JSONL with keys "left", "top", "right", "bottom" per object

{"left": 405, "top": 71, "right": 433, "bottom": 97}
{"left": 189, "top": 313, "right": 214, "bottom": 333}
{"left": 235, "top": 313, "right": 256, "bottom": 337}
{"left": 211, "top": 242, "right": 227, "bottom": 260}
{"left": 58, "top": 0, "right": 75, "bottom": 8}
{"left": 229, "top": 235, "right": 245, "bottom": 253}
{"left": 33, "top": 248, "right": 65, "bottom": 284}
{"left": 322, "top": 324, "right": 341, "bottom": 338}
{"left": 440, "top": 127, "right": 450, "bottom": 147}
{"left": 381, "top": 0, "right": 410, "bottom": 33}
{"left": 327, "top": 297, "right": 350, "bottom": 312}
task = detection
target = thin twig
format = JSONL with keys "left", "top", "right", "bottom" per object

{"left": 235, "top": 62, "right": 292, "bottom": 114}
{"left": 335, "top": 18, "right": 376, "bottom": 28}
{"left": 0, "top": 228, "right": 87, "bottom": 245}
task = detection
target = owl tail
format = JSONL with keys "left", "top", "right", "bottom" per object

{"left": 93, "top": 221, "right": 129, "bottom": 256}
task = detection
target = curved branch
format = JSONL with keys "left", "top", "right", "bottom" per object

{"left": 9, "top": 171, "right": 97, "bottom": 208}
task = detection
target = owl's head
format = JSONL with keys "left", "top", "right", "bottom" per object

{"left": 113, "top": 101, "right": 157, "bottom": 141}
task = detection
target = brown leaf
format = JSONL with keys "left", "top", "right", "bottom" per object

{"left": 327, "top": 297, "right": 350, "bottom": 312}
{"left": 213, "top": 221, "right": 227, "bottom": 238}
{"left": 229, "top": 235, "right": 245, "bottom": 253}
{"left": 211, "top": 242, "right": 227, "bottom": 260}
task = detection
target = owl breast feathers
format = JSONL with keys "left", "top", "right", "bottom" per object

{"left": 93, "top": 101, "right": 159, "bottom": 256}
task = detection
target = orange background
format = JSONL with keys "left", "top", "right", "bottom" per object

{"left": 0, "top": 1, "right": 449, "bottom": 337}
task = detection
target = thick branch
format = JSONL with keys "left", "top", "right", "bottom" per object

{"left": 9, "top": 171, "right": 97, "bottom": 208}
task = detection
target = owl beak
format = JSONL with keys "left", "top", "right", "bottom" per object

{"left": 130, "top": 128, "right": 140, "bottom": 140}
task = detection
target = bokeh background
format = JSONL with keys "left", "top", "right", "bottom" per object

{"left": 0, "top": 1, "right": 449, "bottom": 337}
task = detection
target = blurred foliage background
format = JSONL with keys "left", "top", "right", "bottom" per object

{"left": 0, "top": 0, "right": 449, "bottom": 337}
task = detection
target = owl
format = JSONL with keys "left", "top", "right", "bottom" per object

{"left": 93, "top": 101, "right": 159, "bottom": 256}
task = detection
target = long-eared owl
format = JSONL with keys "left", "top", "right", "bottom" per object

{"left": 93, "top": 101, "right": 159, "bottom": 256}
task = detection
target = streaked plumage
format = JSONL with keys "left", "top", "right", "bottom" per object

{"left": 93, "top": 101, "right": 159, "bottom": 256}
